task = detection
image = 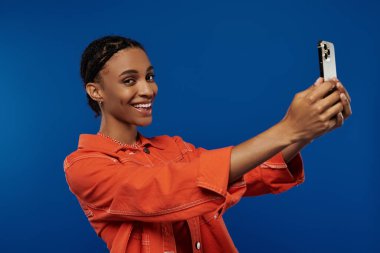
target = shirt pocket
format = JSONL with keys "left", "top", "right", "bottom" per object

{"left": 164, "top": 140, "right": 194, "bottom": 164}
{"left": 148, "top": 150, "right": 185, "bottom": 166}
{"left": 118, "top": 152, "right": 153, "bottom": 167}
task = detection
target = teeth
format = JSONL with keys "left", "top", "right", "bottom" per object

{"left": 133, "top": 103, "right": 151, "bottom": 108}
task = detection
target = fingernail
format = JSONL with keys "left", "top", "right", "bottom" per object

{"left": 315, "top": 77, "right": 322, "bottom": 85}
{"left": 340, "top": 93, "right": 347, "bottom": 100}
{"left": 337, "top": 82, "right": 342, "bottom": 88}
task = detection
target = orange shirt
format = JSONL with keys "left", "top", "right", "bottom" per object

{"left": 63, "top": 132, "right": 305, "bottom": 253}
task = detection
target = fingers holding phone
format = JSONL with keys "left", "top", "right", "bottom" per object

{"left": 281, "top": 80, "right": 343, "bottom": 142}
{"left": 330, "top": 78, "right": 352, "bottom": 119}
{"left": 312, "top": 84, "right": 341, "bottom": 114}
{"left": 335, "top": 80, "right": 352, "bottom": 120}
{"left": 306, "top": 79, "right": 338, "bottom": 104}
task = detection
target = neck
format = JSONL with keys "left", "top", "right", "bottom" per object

{"left": 98, "top": 114, "right": 139, "bottom": 145}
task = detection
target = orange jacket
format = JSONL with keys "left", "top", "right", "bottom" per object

{"left": 63, "top": 132, "right": 304, "bottom": 253}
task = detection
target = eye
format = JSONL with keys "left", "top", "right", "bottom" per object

{"left": 146, "top": 73, "right": 155, "bottom": 82}
{"left": 123, "top": 79, "right": 135, "bottom": 85}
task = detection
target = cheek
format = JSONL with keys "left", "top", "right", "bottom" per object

{"left": 119, "top": 99, "right": 132, "bottom": 108}
{"left": 117, "top": 90, "right": 136, "bottom": 107}
{"left": 153, "top": 84, "right": 158, "bottom": 95}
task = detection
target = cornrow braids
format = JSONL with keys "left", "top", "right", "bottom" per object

{"left": 80, "top": 35, "right": 145, "bottom": 117}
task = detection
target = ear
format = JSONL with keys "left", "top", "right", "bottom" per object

{"left": 85, "top": 82, "right": 104, "bottom": 102}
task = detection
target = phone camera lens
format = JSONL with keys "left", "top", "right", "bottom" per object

{"left": 323, "top": 44, "right": 328, "bottom": 50}
{"left": 324, "top": 53, "right": 329, "bottom": 60}
{"left": 326, "top": 49, "right": 330, "bottom": 55}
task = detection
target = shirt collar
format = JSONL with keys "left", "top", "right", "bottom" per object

{"left": 77, "top": 131, "right": 165, "bottom": 153}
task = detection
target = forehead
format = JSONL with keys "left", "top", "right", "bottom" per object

{"left": 101, "top": 47, "right": 151, "bottom": 76}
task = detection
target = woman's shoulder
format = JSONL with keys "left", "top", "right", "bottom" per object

{"left": 63, "top": 133, "right": 118, "bottom": 170}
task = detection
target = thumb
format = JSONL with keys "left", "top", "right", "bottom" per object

{"left": 313, "top": 77, "right": 324, "bottom": 87}
{"left": 299, "top": 77, "right": 324, "bottom": 97}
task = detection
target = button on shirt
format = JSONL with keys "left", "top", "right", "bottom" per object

{"left": 63, "top": 132, "right": 305, "bottom": 253}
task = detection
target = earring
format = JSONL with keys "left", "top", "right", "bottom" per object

{"left": 99, "top": 101, "right": 103, "bottom": 106}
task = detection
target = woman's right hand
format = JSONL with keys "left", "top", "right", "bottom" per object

{"left": 281, "top": 77, "right": 344, "bottom": 143}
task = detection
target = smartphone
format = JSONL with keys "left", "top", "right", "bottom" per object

{"left": 318, "top": 40, "right": 337, "bottom": 96}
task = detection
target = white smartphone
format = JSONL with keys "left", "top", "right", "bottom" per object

{"left": 318, "top": 40, "right": 337, "bottom": 81}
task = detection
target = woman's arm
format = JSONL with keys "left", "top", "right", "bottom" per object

{"left": 280, "top": 78, "right": 352, "bottom": 164}
{"left": 229, "top": 78, "right": 346, "bottom": 184}
{"left": 229, "top": 121, "right": 295, "bottom": 184}
{"left": 281, "top": 139, "right": 310, "bottom": 163}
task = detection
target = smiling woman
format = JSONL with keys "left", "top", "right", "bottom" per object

{"left": 63, "top": 35, "right": 351, "bottom": 253}
{"left": 81, "top": 36, "right": 156, "bottom": 138}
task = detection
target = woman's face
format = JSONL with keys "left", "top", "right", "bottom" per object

{"left": 93, "top": 47, "right": 158, "bottom": 127}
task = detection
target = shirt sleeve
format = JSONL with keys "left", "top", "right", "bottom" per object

{"left": 64, "top": 136, "right": 245, "bottom": 223}
{"left": 241, "top": 151, "right": 305, "bottom": 197}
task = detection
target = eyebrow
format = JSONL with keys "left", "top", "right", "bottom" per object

{"left": 119, "top": 66, "right": 154, "bottom": 77}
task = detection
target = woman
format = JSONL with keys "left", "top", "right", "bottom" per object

{"left": 63, "top": 35, "right": 352, "bottom": 253}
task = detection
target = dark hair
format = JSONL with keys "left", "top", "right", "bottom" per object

{"left": 80, "top": 35, "right": 145, "bottom": 117}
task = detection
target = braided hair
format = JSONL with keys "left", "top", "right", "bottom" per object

{"left": 80, "top": 35, "right": 146, "bottom": 117}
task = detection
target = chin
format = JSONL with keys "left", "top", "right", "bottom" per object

{"left": 135, "top": 118, "right": 153, "bottom": 127}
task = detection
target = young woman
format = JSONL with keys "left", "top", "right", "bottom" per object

{"left": 63, "top": 35, "right": 352, "bottom": 253}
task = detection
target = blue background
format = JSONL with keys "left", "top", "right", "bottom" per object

{"left": 1, "top": 0, "right": 378, "bottom": 252}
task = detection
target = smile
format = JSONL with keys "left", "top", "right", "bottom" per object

{"left": 131, "top": 103, "right": 152, "bottom": 115}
